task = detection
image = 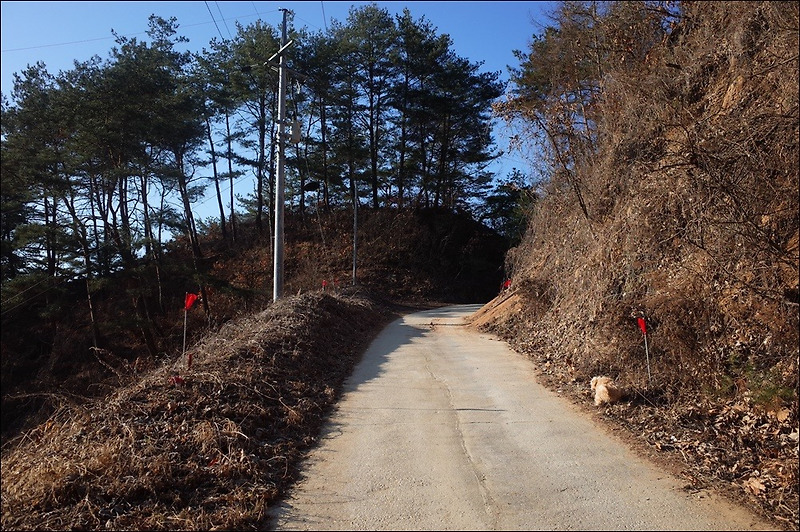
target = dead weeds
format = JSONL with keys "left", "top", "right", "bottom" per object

{"left": 483, "top": 3, "right": 798, "bottom": 529}
{"left": 1, "top": 289, "right": 394, "bottom": 531}
{"left": 473, "top": 289, "right": 799, "bottom": 531}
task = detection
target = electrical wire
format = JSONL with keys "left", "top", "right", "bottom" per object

{"left": 214, "top": 1, "right": 233, "bottom": 40}
{"left": 2, "top": 33, "right": 149, "bottom": 53}
{"left": 2, "top": 11, "right": 279, "bottom": 54}
{"left": 293, "top": 13, "right": 326, "bottom": 33}
{"left": 204, "top": 1, "right": 226, "bottom": 41}
{"left": 0, "top": 275, "right": 52, "bottom": 307}
{"left": 0, "top": 273, "right": 76, "bottom": 317}
{"left": 194, "top": 170, "right": 254, "bottom": 208}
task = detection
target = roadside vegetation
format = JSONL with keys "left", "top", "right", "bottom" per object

{"left": 480, "top": 1, "right": 798, "bottom": 527}
{"left": 1, "top": 288, "right": 396, "bottom": 530}
{"left": 1, "top": 1, "right": 797, "bottom": 530}
{"left": 1, "top": 3, "right": 512, "bottom": 442}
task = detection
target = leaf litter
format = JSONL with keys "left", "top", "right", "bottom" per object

{"left": 1, "top": 289, "right": 395, "bottom": 531}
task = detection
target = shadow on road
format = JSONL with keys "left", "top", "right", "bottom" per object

{"left": 343, "top": 304, "right": 483, "bottom": 390}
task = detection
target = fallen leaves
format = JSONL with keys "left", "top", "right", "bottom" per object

{"left": 613, "top": 397, "right": 799, "bottom": 529}
{"left": 743, "top": 475, "right": 767, "bottom": 495}
{"left": 770, "top": 408, "right": 791, "bottom": 423}
{"left": 1, "top": 291, "right": 394, "bottom": 531}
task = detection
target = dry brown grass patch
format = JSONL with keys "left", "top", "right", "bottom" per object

{"left": 1, "top": 290, "right": 393, "bottom": 531}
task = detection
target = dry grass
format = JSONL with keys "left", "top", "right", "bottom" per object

{"left": 1, "top": 290, "right": 394, "bottom": 531}
{"left": 483, "top": 2, "right": 798, "bottom": 529}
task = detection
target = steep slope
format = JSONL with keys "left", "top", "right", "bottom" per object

{"left": 1, "top": 290, "right": 395, "bottom": 530}
{"left": 2, "top": 208, "right": 507, "bottom": 443}
{"left": 476, "top": 2, "right": 798, "bottom": 528}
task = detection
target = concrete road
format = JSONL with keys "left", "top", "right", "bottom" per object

{"left": 269, "top": 305, "right": 774, "bottom": 531}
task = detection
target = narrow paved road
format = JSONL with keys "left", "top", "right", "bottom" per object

{"left": 269, "top": 305, "right": 774, "bottom": 531}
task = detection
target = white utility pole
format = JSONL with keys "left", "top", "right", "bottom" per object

{"left": 273, "top": 8, "right": 289, "bottom": 301}
{"left": 352, "top": 185, "right": 358, "bottom": 286}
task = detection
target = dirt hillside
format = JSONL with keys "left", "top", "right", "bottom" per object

{"left": 1, "top": 207, "right": 507, "bottom": 442}
{"left": 1, "top": 289, "right": 397, "bottom": 530}
{"left": 476, "top": 2, "right": 798, "bottom": 528}
{"left": 3, "top": 204, "right": 510, "bottom": 530}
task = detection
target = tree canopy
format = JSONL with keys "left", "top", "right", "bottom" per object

{"left": 1, "top": 6, "right": 505, "bottom": 290}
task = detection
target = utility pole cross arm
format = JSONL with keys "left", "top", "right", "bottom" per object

{"left": 264, "top": 39, "right": 294, "bottom": 65}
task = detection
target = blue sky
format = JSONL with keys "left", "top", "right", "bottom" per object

{"left": 1, "top": 1, "right": 557, "bottom": 217}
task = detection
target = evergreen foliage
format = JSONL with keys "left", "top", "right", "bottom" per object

{"left": 1, "top": 6, "right": 504, "bottom": 287}
{"left": 0, "top": 5, "right": 510, "bottom": 438}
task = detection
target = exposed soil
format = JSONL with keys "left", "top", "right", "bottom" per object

{"left": 477, "top": 3, "right": 799, "bottom": 529}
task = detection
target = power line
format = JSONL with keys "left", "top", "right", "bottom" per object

{"left": 2, "top": 33, "right": 148, "bottom": 53}
{"left": 204, "top": 1, "right": 226, "bottom": 41}
{"left": 214, "top": 1, "right": 233, "bottom": 40}
{"left": 194, "top": 171, "right": 254, "bottom": 208}
{"left": 1, "top": 285, "right": 54, "bottom": 317}
{"left": 0, "top": 275, "right": 52, "bottom": 307}
{"left": 293, "top": 14, "right": 324, "bottom": 33}
{"left": 2, "top": 11, "right": 279, "bottom": 54}
{"left": 320, "top": 1, "right": 329, "bottom": 32}
{"left": 0, "top": 272, "right": 77, "bottom": 317}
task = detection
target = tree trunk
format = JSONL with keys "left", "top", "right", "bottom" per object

{"left": 320, "top": 98, "right": 330, "bottom": 211}
{"left": 206, "top": 116, "right": 228, "bottom": 239}
{"left": 256, "top": 93, "right": 268, "bottom": 234}
{"left": 225, "top": 112, "right": 237, "bottom": 242}
{"left": 175, "top": 150, "right": 210, "bottom": 317}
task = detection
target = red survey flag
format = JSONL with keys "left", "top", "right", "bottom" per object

{"left": 637, "top": 317, "right": 647, "bottom": 335}
{"left": 185, "top": 292, "right": 199, "bottom": 310}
